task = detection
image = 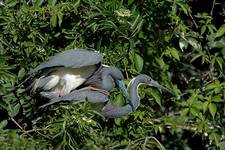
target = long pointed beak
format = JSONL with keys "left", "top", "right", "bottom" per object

{"left": 118, "top": 80, "right": 129, "bottom": 99}
{"left": 148, "top": 80, "right": 174, "bottom": 95}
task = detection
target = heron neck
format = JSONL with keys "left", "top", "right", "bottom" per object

{"left": 102, "top": 75, "right": 114, "bottom": 91}
{"left": 128, "top": 78, "right": 141, "bottom": 110}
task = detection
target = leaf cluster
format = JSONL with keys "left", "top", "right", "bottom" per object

{"left": 1, "top": 0, "right": 225, "bottom": 149}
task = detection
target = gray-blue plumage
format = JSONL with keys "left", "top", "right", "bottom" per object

{"left": 39, "top": 87, "right": 109, "bottom": 109}
{"left": 28, "top": 49, "right": 105, "bottom": 98}
{"left": 102, "top": 74, "right": 173, "bottom": 118}
{"left": 29, "top": 49, "right": 103, "bottom": 74}
{"left": 38, "top": 66, "right": 128, "bottom": 108}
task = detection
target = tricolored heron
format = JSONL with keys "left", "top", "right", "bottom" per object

{"left": 39, "top": 74, "right": 172, "bottom": 118}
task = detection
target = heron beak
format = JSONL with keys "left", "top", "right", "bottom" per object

{"left": 117, "top": 80, "right": 129, "bottom": 99}
{"left": 147, "top": 80, "right": 173, "bottom": 94}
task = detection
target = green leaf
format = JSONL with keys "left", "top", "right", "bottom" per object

{"left": 216, "top": 24, "right": 225, "bottom": 38}
{"left": 0, "top": 120, "right": 8, "bottom": 130}
{"left": 145, "top": 88, "right": 162, "bottom": 107}
{"left": 114, "top": 118, "right": 122, "bottom": 126}
{"left": 190, "top": 108, "right": 199, "bottom": 116}
{"left": 203, "top": 101, "right": 208, "bottom": 113}
{"left": 170, "top": 48, "right": 180, "bottom": 61}
{"left": 179, "top": 38, "right": 188, "bottom": 51}
{"left": 201, "top": 25, "right": 206, "bottom": 35}
{"left": 209, "top": 103, "right": 217, "bottom": 119}
{"left": 177, "top": 2, "right": 189, "bottom": 15}
{"left": 58, "top": 12, "right": 63, "bottom": 27}
{"left": 218, "top": 141, "right": 225, "bottom": 150}
{"left": 187, "top": 37, "right": 201, "bottom": 50}
{"left": 208, "top": 38, "right": 225, "bottom": 49}
{"left": 206, "top": 82, "right": 218, "bottom": 90}
{"left": 208, "top": 24, "right": 216, "bottom": 34}
{"left": 212, "top": 96, "right": 223, "bottom": 102}
{"left": 114, "top": 94, "right": 125, "bottom": 106}
{"left": 52, "top": 0, "right": 57, "bottom": 6}
{"left": 133, "top": 53, "right": 143, "bottom": 73}
{"left": 51, "top": 14, "right": 58, "bottom": 27}
{"left": 18, "top": 68, "right": 26, "bottom": 80}
{"left": 34, "top": 0, "right": 44, "bottom": 7}
{"left": 9, "top": 103, "right": 21, "bottom": 118}
{"left": 128, "top": 0, "right": 135, "bottom": 6}
{"left": 180, "top": 108, "right": 189, "bottom": 117}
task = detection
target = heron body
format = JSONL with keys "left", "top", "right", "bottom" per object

{"left": 38, "top": 66, "right": 128, "bottom": 108}
{"left": 29, "top": 49, "right": 128, "bottom": 100}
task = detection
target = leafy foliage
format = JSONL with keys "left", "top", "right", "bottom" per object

{"left": 1, "top": 0, "right": 225, "bottom": 149}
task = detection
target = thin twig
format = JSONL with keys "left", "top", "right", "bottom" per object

{"left": 143, "top": 136, "right": 165, "bottom": 150}
{"left": 126, "top": 136, "right": 165, "bottom": 150}
{"left": 188, "top": 13, "right": 198, "bottom": 29}
{"left": 36, "top": 130, "right": 53, "bottom": 140}
{"left": 20, "top": 128, "right": 52, "bottom": 136}
{"left": 151, "top": 118, "right": 197, "bottom": 131}
{"left": 10, "top": 118, "right": 30, "bottom": 136}
{"left": 210, "top": 0, "right": 216, "bottom": 16}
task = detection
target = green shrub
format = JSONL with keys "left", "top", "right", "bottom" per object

{"left": 1, "top": 0, "right": 225, "bottom": 149}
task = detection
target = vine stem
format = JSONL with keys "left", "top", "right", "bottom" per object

{"left": 143, "top": 136, "right": 165, "bottom": 150}
{"left": 210, "top": 0, "right": 216, "bottom": 17}
{"left": 10, "top": 117, "right": 30, "bottom": 136}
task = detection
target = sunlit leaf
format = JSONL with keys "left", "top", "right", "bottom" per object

{"left": 216, "top": 24, "right": 225, "bottom": 38}
{"left": 202, "top": 101, "right": 208, "bottom": 113}
{"left": 201, "top": 25, "right": 206, "bottom": 35}
{"left": 18, "top": 68, "right": 26, "bottom": 80}
{"left": 187, "top": 37, "right": 201, "bottom": 50}
{"left": 9, "top": 103, "right": 21, "bottom": 118}
{"left": 179, "top": 38, "right": 188, "bottom": 51}
{"left": 209, "top": 103, "right": 217, "bottom": 119}
{"left": 218, "top": 141, "right": 225, "bottom": 150}
{"left": 180, "top": 108, "right": 189, "bottom": 117}
{"left": 145, "top": 88, "right": 162, "bottom": 107}
{"left": 170, "top": 48, "right": 180, "bottom": 61}
{"left": 114, "top": 94, "right": 126, "bottom": 106}
{"left": 212, "top": 96, "right": 223, "bottom": 102}
{"left": 34, "top": 0, "right": 44, "bottom": 7}
{"left": 57, "top": 12, "right": 63, "bottom": 27}
{"left": 208, "top": 38, "right": 225, "bottom": 48}
{"left": 133, "top": 53, "right": 143, "bottom": 73}
{"left": 51, "top": 14, "right": 57, "bottom": 27}
{"left": 0, "top": 120, "right": 8, "bottom": 130}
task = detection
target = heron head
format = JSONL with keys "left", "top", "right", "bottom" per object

{"left": 137, "top": 74, "right": 172, "bottom": 94}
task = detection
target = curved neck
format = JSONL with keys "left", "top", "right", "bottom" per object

{"left": 101, "top": 68, "right": 115, "bottom": 91}
{"left": 128, "top": 78, "right": 142, "bottom": 110}
{"left": 102, "top": 67, "right": 114, "bottom": 78}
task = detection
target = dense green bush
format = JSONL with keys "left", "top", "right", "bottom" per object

{"left": 1, "top": 0, "right": 225, "bottom": 149}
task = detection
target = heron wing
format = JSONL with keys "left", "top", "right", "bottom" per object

{"left": 82, "top": 66, "right": 108, "bottom": 88}
{"left": 29, "top": 49, "right": 103, "bottom": 74}
{"left": 38, "top": 87, "right": 108, "bottom": 109}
